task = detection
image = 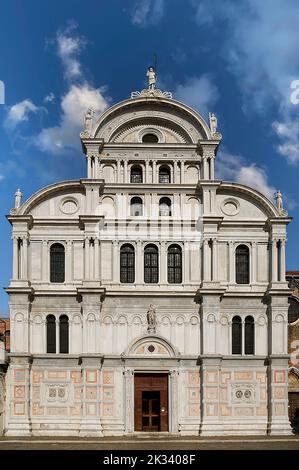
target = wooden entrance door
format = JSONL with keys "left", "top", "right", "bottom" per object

{"left": 134, "top": 373, "right": 168, "bottom": 432}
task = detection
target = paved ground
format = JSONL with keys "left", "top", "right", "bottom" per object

{"left": 0, "top": 434, "right": 299, "bottom": 450}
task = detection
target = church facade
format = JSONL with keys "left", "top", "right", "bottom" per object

{"left": 4, "top": 76, "right": 292, "bottom": 436}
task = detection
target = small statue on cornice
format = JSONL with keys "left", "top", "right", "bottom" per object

{"left": 274, "top": 190, "right": 288, "bottom": 216}
{"left": 147, "top": 304, "right": 157, "bottom": 333}
{"left": 15, "top": 188, "right": 22, "bottom": 209}
{"left": 81, "top": 107, "right": 95, "bottom": 138}
{"left": 209, "top": 112, "right": 218, "bottom": 134}
{"left": 147, "top": 66, "right": 157, "bottom": 91}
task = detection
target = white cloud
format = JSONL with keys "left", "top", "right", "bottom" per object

{"left": 216, "top": 150, "right": 276, "bottom": 201}
{"left": 44, "top": 92, "right": 55, "bottom": 103}
{"left": 4, "top": 99, "right": 42, "bottom": 129}
{"left": 174, "top": 75, "right": 219, "bottom": 118}
{"left": 192, "top": 0, "right": 299, "bottom": 164}
{"left": 272, "top": 117, "right": 299, "bottom": 164}
{"left": 36, "top": 25, "right": 110, "bottom": 154}
{"left": 56, "top": 23, "right": 86, "bottom": 81}
{"left": 36, "top": 83, "right": 109, "bottom": 154}
{"left": 131, "top": 0, "right": 164, "bottom": 26}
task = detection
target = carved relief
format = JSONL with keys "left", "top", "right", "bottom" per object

{"left": 231, "top": 383, "right": 256, "bottom": 404}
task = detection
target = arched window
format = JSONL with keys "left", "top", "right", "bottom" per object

{"left": 232, "top": 316, "right": 242, "bottom": 354}
{"left": 120, "top": 244, "right": 135, "bottom": 283}
{"left": 159, "top": 165, "right": 171, "bottom": 183}
{"left": 130, "top": 197, "right": 143, "bottom": 216}
{"left": 235, "top": 245, "right": 249, "bottom": 284}
{"left": 168, "top": 244, "right": 182, "bottom": 284}
{"left": 46, "top": 315, "right": 56, "bottom": 353}
{"left": 159, "top": 197, "right": 172, "bottom": 216}
{"left": 144, "top": 244, "right": 159, "bottom": 284}
{"left": 59, "top": 315, "right": 69, "bottom": 354}
{"left": 142, "top": 133, "right": 158, "bottom": 143}
{"left": 130, "top": 165, "right": 143, "bottom": 183}
{"left": 245, "top": 316, "right": 254, "bottom": 355}
{"left": 50, "top": 243, "right": 65, "bottom": 283}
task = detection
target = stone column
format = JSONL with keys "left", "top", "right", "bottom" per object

{"left": 173, "top": 160, "right": 178, "bottom": 183}
{"left": 84, "top": 237, "right": 90, "bottom": 280}
{"left": 184, "top": 241, "right": 189, "bottom": 284}
{"left": 136, "top": 240, "right": 143, "bottom": 284}
{"left": 12, "top": 236, "right": 19, "bottom": 279}
{"left": 169, "top": 370, "right": 179, "bottom": 433}
{"left": 87, "top": 155, "right": 92, "bottom": 178}
{"left": 160, "top": 241, "right": 167, "bottom": 284}
{"left": 145, "top": 160, "right": 150, "bottom": 184}
{"left": 152, "top": 160, "right": 157, "bottom": 183}
{"left": 180, "top": 160, "right": 185, "bottom": 184}
{"left": 124, "top": 160, "right": 128, "bottom": 183}
{"left": 210, "top": 156, "right": 215, "bottom": 180}
{"left": 94, "top": 239, "right": 100, "bottom": 280}
{"left": 202, "top": 158, "right": 209, "bottom": 179}
{"left": 279, "top": 239, "right": 286, "bottom": 282}
{"left": 251, "top": 241, "right": 257, "bottom": 284}
{"left": 55, "top": 316, "right": 59, "bottom": 354}
{"left": 202, "top": 239, "right": 211, "bottom": 282}
{"left": 21, "top": 237, "right": 28, "bottom": 280}
{"left": 98, "top": 160, "right": 103, "bottom": 179}
{"left": 42, "top": 240, "right": 48, "bottom": 282}
{"left": 66, "top": 240, "right": 72, "bottom": 283}
{"left": 212, "top": 238, "right": 218, "bottom": 282}
{"left": 271, "top": 238, "right": 278, "bottom": 282}
{"left": 170, "top": 164, "right": 174, "bottom": 184}
{"left": 94, "top": 156, "right": 99, "bottom": 178}
{"left": 229, "top": 241, "right": 235, "bottom": 284}
{"left": 117, "top": 160, "right": 121, "bottom": 183}
{"left": 112, "top": 240, "right": 119, "bottom": 283}
{"left": 124, "top": 369, "right": 134, "bottom": 433}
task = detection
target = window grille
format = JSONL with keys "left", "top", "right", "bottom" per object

{"left": 59, "top": 315, "right": 69, "bottom": 354}
{"left": 120, "top": 244, "right": 135, "bottom": 283}
{"left": 159, "top": 197, "right": 171, "bottom": 216}
{"left": 144, "top": 244, "right": 159, "bottom": 284}
{"left": 130, "top": 197, "right": 143, "bottom": 216}
{"left": 232, "top": 316, "right": 242, "bottom": 354}
{"left": 50, "top": 243, "right": 65, "bottom": 283}
{"left": 46, "top": 315, "right": 56, "bottom": 353}
{"left": 168, "top": 244, "right": 182, "bottom": 284}
{"left": 235, "top": 245, "right": 249, "bottom": 284}
{"left": 130, "top": 166, "right": 143, "bottom": 183}
{"left": 159, "top": 166, "right": 170, "bottom": 183}
{"left": 245, "top": 316, "right": 254, "bottom": 354}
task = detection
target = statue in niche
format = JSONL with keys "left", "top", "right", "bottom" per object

{"left": 147, "top": 304, "right": 157, "bottom": 333}
{"left": 147, "top": 66, "right": 156, "bottom": 90}
{"left": 209, "top": 112, "right": 218, "bottom": 134}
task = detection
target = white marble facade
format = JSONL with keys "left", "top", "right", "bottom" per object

{"left": 4, "top": 84, "right": 292, "bottom": 436}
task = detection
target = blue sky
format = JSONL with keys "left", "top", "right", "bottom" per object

{"left": 0, "top": 0, "right": 299, "bottom": 315}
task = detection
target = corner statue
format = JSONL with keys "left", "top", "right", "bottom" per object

{"left": 209, "top": 112, "right": 218, "bottom": 134}
{"left": 84, "top": 108, "right": 95, "bottom": 136}
{"left": 147, "top": 66, "right": 156, "bottom": 91}
{"left": 147, "top": 304, "right": 157, "bottom": 333}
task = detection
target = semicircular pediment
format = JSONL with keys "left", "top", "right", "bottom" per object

{"left": 110, "top": 117, "right": 191, "bottom": 144}
{"left": 124, "top": 334, "right": 179, "bottom": 357}
{"left": 93, "top": 97, "right": 211, "bottom": 143}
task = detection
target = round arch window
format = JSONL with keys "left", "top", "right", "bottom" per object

{"left": 142, "top": 133, "right": 159, "bottom": 143}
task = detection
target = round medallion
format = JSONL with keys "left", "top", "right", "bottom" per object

{"left": 60, "top": 198, "right": 79, "bottom": 215}
{"left": 235, "top": 390, "right": 243, "bottom": 399}
{"left": 221, "top": 198, "right": 240, "bottom": 216}
{"left": 148, "top": 345, "right": 155, "bottom": 353}
{"left": 244, "top": 390, "right": 252, "bottom": 399}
